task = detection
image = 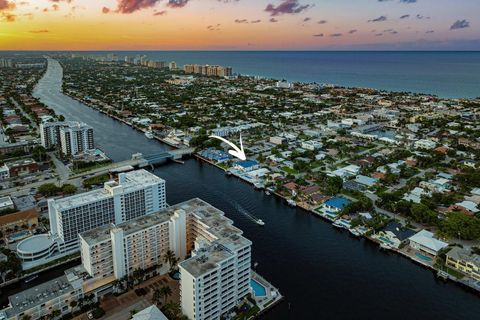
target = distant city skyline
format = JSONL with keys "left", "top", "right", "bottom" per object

{"left": 1, "top": 0, "right": 479, "bottom": 50}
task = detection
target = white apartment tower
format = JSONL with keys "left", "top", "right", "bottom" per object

{"left": 40, "top": 121, "right": 94, "bottom": 155}
{"left": 59, "top": 123, "right": 94, "bottom": 155}
{"left": 79, "top": 198, "right": 252, "bottom": 320}
{"left": 49, "top": 169, "right": 166, "bottom": 253}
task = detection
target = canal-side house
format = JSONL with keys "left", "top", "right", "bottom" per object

{"left": 407, "top": 230, "right": 448, "bottom": 256}
{"left": 234, "top": 160, "right": 260, "bottom": 172}
{"left": 323, "top": 197, "right": 351, "bottom": 213}
{"left": 446, "top": 247, "right": 480, "bottom": 281}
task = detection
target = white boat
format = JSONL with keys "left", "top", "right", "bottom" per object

{"left": 349, "top": 228, "right": 361, "bottom": 237}
{"left": 256, "top": 219, "right": 265, "bottom": 226}
{"left": 265, "top": 190, "right": 271, "bottom": 195}
{"left": 332, "top": 220, "right": 345, "bottom": 229}
{"left": 254, "top": 182, "right": 264, "bottom": 190}
{"left": 144, "top": 131, "right": 154, "bottom": 139}
{"left": 379, "top": 243, "right": 391, "bottom": 250}
{"left": 287, "top": 199, "right": 296, "bottom": 207}
{"left": 24, "top": 274, "right": 38, "bottom": 283}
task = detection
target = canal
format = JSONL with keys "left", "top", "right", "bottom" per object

{"left": 21, "top": 59, "right": 480, "bottom": 319}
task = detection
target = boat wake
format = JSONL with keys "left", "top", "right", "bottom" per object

{"left": 207, "top": 189, "right": 265, "bottom": 226}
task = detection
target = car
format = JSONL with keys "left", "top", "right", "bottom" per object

{"left": 87, "top": 311, "right": 94, "bottom": 320}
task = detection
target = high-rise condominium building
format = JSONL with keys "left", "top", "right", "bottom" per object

{"left": 40, "top": 121, "right": 94, "bottom": 155}
{"left": 183, "top": 64, "right": 233, "bottom": 77}
{"left": 79, "top": 198, "right": 252, "bottom": 320}
{"left": 48, "top": 169, "right": 166, "bottom": 253}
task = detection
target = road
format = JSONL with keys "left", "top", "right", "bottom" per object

{"left": 10, "top": 97, "right": 39, "bottom": 130}
{"left": 49, "top": 152, "right": 71, "bottom": 182}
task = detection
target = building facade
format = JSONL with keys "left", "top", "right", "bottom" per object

{"left": 184, "top": 64, "right": 233, "bottom": 77}
{"left": 48, "top": 169, "right": 166, "bottom": 253}
{"left": 446, "top": 247, "right": 480, "bottom": 281}
{"left": 78, "top": 198, "right": 252, "bottom": 320}
{"left": 59, "top": 123, "right": 94, "bottom": 155}
{"left": 40, "top": 121, "right": 94, "bottom": 155}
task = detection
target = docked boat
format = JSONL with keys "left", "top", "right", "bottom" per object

{"left": 24, "top": 274, "right": 38, "bottom": 283}
{"left": 265, "top": 190, "right": 271, "bottom": 196}
{"left": 144, "top": 131, "right": 154, "bottom": 139}
{"left": 332, "top": 221, "right": 345, "bottom": 229}
{"left": 349, "top": 228, "right": 361, "bottom": 237}
{"left": 379, "top": 243, "right": 391, "bottom": 251}
{"left": 254, "top": 182, "right": 264, "bottom": 190}
{"left": 287, "top": 199, "right": 296, "bottom": 207}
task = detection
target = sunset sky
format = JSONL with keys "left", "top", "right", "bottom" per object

{"left": 0, "top": 0, "right": 479, "bottom": 50}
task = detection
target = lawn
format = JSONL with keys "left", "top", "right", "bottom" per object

{"left": 281, "top": 166, "right": 299, "bottom": 175}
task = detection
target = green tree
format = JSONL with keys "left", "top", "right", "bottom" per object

{"left": 160, "top": 285, "right": 173, "bottom": 305}
{"left": 325, "top": 176, "right": 343, "bottom": 196}
{"left": 164, "top": 250, "right": 179, "bottom": 273}
{"left": 62, "top": 184, "right": 77, "bottom": 195}
{"left": 38, "top": 183, "right": 60, "bottom": 196}
{"left": 153, "top": 289, "right": 162, "bottom": 305}
{"left": 440, "top": 211, "right": 480, "bottom": 240}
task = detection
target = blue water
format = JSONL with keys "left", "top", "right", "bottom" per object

{"left": 251, "top": 279, "right": 267, "bottom": 297}
{"left": 10, "top": 230, "right": 29, "bottom": 240}
{"left": 416, "top": 252, "right": 433, "bottom": 262}
{"left": 86, "top": 51, "right": 480, "bottom": 98}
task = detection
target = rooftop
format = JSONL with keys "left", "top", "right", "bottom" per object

{"left": 324, "top": 197, "right": 351, "bottom": 210}
{"left": 6, "top": 272, "right": 82, "bottom": 317}
{"left": 80, "top": 198, "right": 251, "bottom": 251}
{"left": 52, "top": 169, "right": 164, "bottom": 211}
{"left": 180, "top": 243, "right": 233, "bottom": 278}
{"left": 409, "top": 229, "right": 448, "bottom": 252}
{"left": 0, "top": 208, "right": 38, "bottom": 225}
{"left": 132, "top": 305, "right": 168, "bottom": 320}
{"left": 447, "top": 247, "right": 480, "bottom": 267}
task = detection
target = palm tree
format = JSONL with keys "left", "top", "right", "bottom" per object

{"left": 153, "top": 289, "right": 162, "bottom": 305}
{"left": 164, "top": 250, "right": 179, "bottom": 273}
{"left": 160, "top": 285, "right": 173, "bottom": 305}
{"left": 132, "top": 268, "right": 145, "bottom": 285}
{"left": 164, "top": 250, "right": 175, "bottom": 267}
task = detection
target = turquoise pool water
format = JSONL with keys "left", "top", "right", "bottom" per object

{"left": 10, "top": 230, "right": 29, "bottom": 241}
{"left": 379, "top": 236, "right": 395, "bottom": 246}
{"left": 251, "top": 279, "right": 267, "bottom": 297}
{"left": 415, "top": 252, "right": 433, "bottom": 262}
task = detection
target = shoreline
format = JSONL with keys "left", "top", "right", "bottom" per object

{"left": 36, "top": 87, "right": 285, "bottom": 318}
{"left": 195, "top": 152, "right": 480, "bottom": 297}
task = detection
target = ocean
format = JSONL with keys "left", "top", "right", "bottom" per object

{"left": 87, "top": 51, "right": 480, "bottom": 99}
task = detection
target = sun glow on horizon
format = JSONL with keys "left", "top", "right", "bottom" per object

{"left": 0, "top": 0, "right": 479, "bottom": 50}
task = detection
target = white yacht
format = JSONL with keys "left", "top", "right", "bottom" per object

{"left": 145, "top": 131, "right": 154, "bottom": 139}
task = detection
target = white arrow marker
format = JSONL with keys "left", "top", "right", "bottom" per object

{"left": 209, "top": 133, "right": 246, "bottom": 161}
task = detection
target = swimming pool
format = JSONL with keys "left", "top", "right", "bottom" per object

{"left": 415, "top": 252, "right": 433, "bottom": 262}
{"left": 378, "top": 236, "right": 395, "bottom": 246}
{"left": 250, "top": 279, "right": 267, "bottom": 297}
{"left": 9, "top": 230, "right": 30, "bottom": 241}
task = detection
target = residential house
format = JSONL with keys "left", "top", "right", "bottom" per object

{"left": 446, "top": 247, "right": 480, "bottom": 281}
{"left": 408, "top": 230, "right": 448, "bottom": 256}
